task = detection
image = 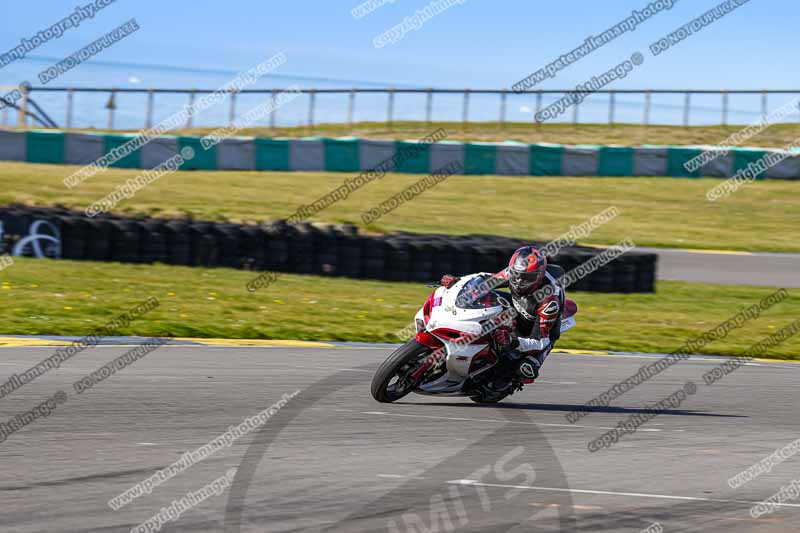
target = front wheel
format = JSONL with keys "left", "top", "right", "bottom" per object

{"left": 371, "top": 340, "right": 432, "bottom": 403}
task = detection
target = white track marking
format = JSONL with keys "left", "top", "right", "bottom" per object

{"left": 289, "top": 365, "right": 373, "bottom": 373}
{"left": 527, "top": 502, "right": 604, "bottom": 511}
{"left": 447, "top": 480, "right": 800, "bottom": 510}
{"left": 361, "top": 411, "right": 665, "bottom": 432}
{"left": 563, "top": 352, "right": 787, "bottom": 367}
{"left": 377, "top": 474, "right": 427, "bottom": 480}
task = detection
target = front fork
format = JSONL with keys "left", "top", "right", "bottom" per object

{"left": 408, "top": 346, "right": 446, "bottom": 383}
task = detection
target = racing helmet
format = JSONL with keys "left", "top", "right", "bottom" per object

{"left": 507, "top": 245, "right": 547, "bottom": 296}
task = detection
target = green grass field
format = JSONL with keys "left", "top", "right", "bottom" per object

{"left": 37, "top": 121, "right": 800, "bottom": 148}
{"left": 1, "top": 161, "right": 798, "bottom": 252}
{"left": 1, "top": 257, "right": 797, "bottom": 359}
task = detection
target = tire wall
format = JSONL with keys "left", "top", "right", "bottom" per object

{"left": 0, "top": 205, "right": 656, "bottom": 293}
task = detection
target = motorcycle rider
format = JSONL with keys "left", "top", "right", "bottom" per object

{"left": 440, "top": 245, "right": 567, "bottom": 384}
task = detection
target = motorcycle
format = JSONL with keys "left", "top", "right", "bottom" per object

{"left": 370, "top": 273, "right": 578, "bottom": 404}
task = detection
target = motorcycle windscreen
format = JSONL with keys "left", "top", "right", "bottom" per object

{"left": 455, "top": 275, "right": 507, "bottom": 310}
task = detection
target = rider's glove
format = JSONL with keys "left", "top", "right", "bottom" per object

{"left": 493, "top": 328, "right": 519, "bottom": 352}
{"left": 440, "top": 274, "right": 460, "bottom": 289}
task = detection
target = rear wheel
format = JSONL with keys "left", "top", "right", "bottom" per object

{"left": 371, "top": 340, "right": 432, "bottom": 403}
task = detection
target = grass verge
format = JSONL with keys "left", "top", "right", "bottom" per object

{"left": 24, "top": 121, "right": 800, "bottom": 148}
{"left": 1, "top": 162, "right": 798, "bottom": 252}
{"left": 1, "top": 257, "right": 798, "bottom": 359}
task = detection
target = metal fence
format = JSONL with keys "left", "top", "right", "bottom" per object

{"left": 5, "top": 86, "right": 800, "bottom": 130}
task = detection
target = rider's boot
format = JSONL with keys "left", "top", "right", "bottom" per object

{"left": 516, "top": 346, "right": 553, "bottom": 384}
{"left": 485, "top": 347, "right": 521, "bottom": 392}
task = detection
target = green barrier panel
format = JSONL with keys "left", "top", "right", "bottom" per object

{"left": 324, "top": 138, "right": 360, "bottom": 172}
{"left": 464, "top": 143, "right": 497, "bottom": 175}
{"left": 667, "top": 147, "right": 703, "bottom": 178}
{"left": 394, "top": 140, "right": 430, "bottom": 173}
{"left": 25, "top": 131, "right": 64, "bottom": 164}
{"left": 732, "top": 148, "right": 771, "bottom": 180}
{"left": 178, "top": 137, "right": 216, "bottom": 170}
{"left": 599, "top": 146, "right": 634, "bottom": 176}
{"left": 103, "top": 134, "right": 141, "bottom": 168}
{"left": 255, "top": 138, "right": 289, "bottom": 171}
{"left": 530, "top": 144, "right": 563, "bottom": 175}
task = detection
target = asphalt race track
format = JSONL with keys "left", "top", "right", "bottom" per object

{"left": 643, "top": 248, "right": 800, "bottom": 288}
{"left": 1, "top": 345, "right": 799, "bottom": 532}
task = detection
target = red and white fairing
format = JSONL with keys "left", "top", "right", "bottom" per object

{"left": 411, "top": 274, "right": 577, "bottom": 395}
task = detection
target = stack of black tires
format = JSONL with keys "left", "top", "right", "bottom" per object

{"left": 0, "top": 205, "right": 656, "bottom": 293}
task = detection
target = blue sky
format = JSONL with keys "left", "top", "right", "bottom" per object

{"left": 0, "top": 0, "right": 793, "bottom": 90}
{"left": 0, "top": 0, "right": 794, "bottom": 128}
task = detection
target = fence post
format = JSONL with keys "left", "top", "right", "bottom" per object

{"left": 425, "top": 88, "right": 433, "bottom": 125}
{"left": 535, "top": 92, "right": 543, "bottom": 131}
{"left": 228, "top": 90, "right": 237, "bottom": 127}
{"left": 462, "top": 89, "right": 470, "bottom": 130}
{"left": 721, "top": 90, "right": 728, "bottom": 126}
{"left": 572, "top": 94, "right": 579, "bottom": 128}
{"left": 106, "top": 90, "right": 117, "bottom": 130}
{"left": 308, "top": 89, "right": 316, "bottom": 132}
{"left": 387, "top": 87, "right": 395, "bottom": 130}
{"left": 499, "top": 90, "right": 507, "bottom": 129}
{"left": 18, "top": 84, "right": 29, "bottom": 127}
{"left": 683, "top": 92, "right": 691, "bottom": 127}
{"left": 185, "top": 90, "right": 196, "bottom": 128}
{"left": 347, "top": 89, "right": 355, "bottom": 126}
{"left": 145, "top": 89, "right": 154, "bottom": 129}
{"left": 643, "top": 90, "right": 651, "bottom": 126}
{"left": 66, "top": 89, "right": 74, "bottom": 129}
{"left": 270, "top": 90, "right": 277, "bottom": 129}
{"left": 608, "top": 91, "right": 616, "bottom": 125}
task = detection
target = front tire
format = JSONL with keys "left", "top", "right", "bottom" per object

{"left": 371, "top": 340, "right": 432, "bottom": 403}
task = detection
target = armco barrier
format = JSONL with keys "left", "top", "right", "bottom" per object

{"left": 1, "top": 130, "right": 799, "bottom": 179}
{"left": 0, "top": 205, "right": 656, "bottom": 293}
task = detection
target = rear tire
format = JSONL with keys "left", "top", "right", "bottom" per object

{"left": 371, "top": 340, "right": 432, "bottom": 403}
